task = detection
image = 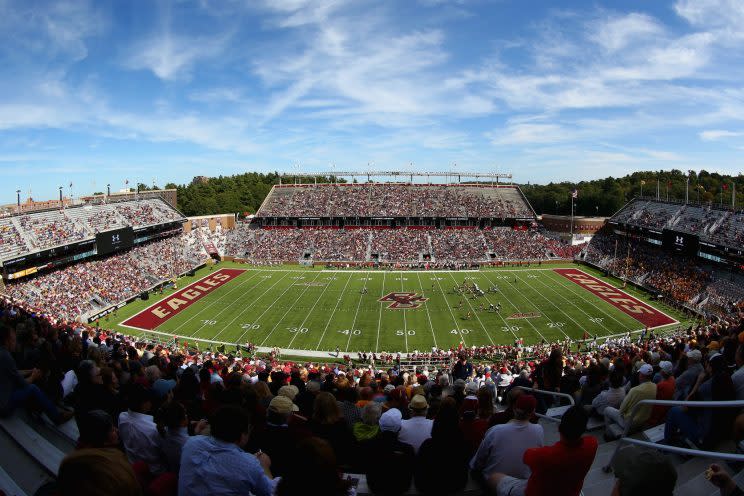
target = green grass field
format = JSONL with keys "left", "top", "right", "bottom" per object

{"left": 102, "top": 262, "right": 689, "bottom": 355}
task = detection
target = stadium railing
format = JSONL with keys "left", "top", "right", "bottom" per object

{"left": 602, "top": 399, "right": 744, "bottom": 472}
{"left": 515, "top": 386, "right": 576, "bottom": 422}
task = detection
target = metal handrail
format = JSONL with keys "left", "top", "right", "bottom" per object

{"left": 603, "top": 398, "right": 744, "bottom": 472}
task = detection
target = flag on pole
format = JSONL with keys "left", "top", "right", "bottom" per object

{"left": 571, "top": 189, "right": 578, "bottom": 199}
{"left": 640, "top": 180, "right": 646, "bottom": 185}
{"left": 723, "top": 184, "right": 729, "bottom": 190}
{"left": 125, "top": 179, "right": 129, "bottom": 185}
{"left": 69, "top": 182, "right": 73, "bottom": 188}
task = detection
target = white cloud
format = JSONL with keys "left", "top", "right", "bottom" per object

{"left": 699, "top": 129, "right": 744, "bottom": 141}
{"left": 592, "top": 13, "right": 663, "bottom": 53}
{"left": 123, "top": 33, "right": 230, "bottom": 81}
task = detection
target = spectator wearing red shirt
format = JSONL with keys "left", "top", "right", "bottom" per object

{"left": 489, "top": 405, "right": 597, "bottom": 496}
{"left": 647, "top": 361, "right": 676, "bottom": 426}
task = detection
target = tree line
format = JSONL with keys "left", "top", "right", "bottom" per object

{"left": 154, "top": 170, "right": 742, "bottom": 218}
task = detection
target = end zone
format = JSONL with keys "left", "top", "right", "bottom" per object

{"left": 121, "top": 268, "right": 247, "bottom": 331}
{"left": 554, "top": 268, "right": 677, "bottom": 328}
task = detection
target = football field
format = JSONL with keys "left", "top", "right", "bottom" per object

{"left": 105, "top": 262, "right": 684, "bottom": 355}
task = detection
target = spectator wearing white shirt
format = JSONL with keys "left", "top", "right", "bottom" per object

{"left": 470, "top": 394, "right": 544, "bottom": 494}
{"left": 590, "top": 369, "right": 626, "bottom": 416}
{"left": 118, "top": 384, "right": 166, "bottom": 474}
{"left": 398, "top": 394, "right": 433, "bottom": 453}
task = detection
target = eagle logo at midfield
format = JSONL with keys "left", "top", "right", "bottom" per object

{"left": 378, "top": 292, "right": 429, "bottom": 309}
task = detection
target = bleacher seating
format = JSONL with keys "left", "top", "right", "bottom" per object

{"left": 612, "top": 198, "right": 744, "bottom": 248}
{"left": 257, "top": 183, "right": 535, "bottom": 219}
{"left": 0, "top": 198, "right": 185, "bottom": 263}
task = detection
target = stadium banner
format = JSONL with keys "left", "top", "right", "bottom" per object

{"left": 96, "top": 227, "right": 135, "bottom": 256}
{"left": 662, "top": 229, "right": 699, "bottom": 256}
{"left": 554, "top": 268, "right": 676, "bottom": 328}
{"left": 121, "top": 268, "right": 246, "bottom": 330}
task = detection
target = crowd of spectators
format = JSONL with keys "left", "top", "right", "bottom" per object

{"left": 5, "top": 233, "right": 207, "bottom": 322}
{"left": 114, "top": 200, "right": 183, "bottom": 228}
{"left": 19, "top": 211, "right": 89, "bottom": 250}
{"left": 583, "top": 231, "right": 713, "bottom": 305}
{"left": 612, "top": 198, "right": 744, "bottom": 249}
{"left": 224, "top": 225, "right": 580, "bottom": 263}
{"left": 0, "top": 218, "right": 26, "bottom": 258}
{"left": 258, "top": 184, "right": 534, "bottom": 219}
{"left": 0, "top": 199, "right": 185, "bottom": 262}
{"left": 1, "top": 289, "right": 742, "bottom": 495}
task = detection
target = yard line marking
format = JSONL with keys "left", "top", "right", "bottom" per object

{"left": 231, "top": 271, "right": 304, "bottom": 343}
{"left": 432, "top": 274, "right": 466, "bottom": 345}
{"left": 224, "top": 271, "right": 294, "bottom": 344}
{"left": 375, "top": 271, "right": 387, "bottom": 353}
{"left": 345, "top": 276, "right": 369, "bottom": 352}
{"left": 478, "top": 271, "right": 550, "bottom": 343}
{"left": 315, "top": 272, "right": 354, "bottom": 350}
{"left": 169, "top": 270, "right": 264, "bottom": 335}
{"left": 259, "top": 271, "right": 324, "bottom": 346}
{"left": 286, "top": 273, "right": 336, "bottom": 350}
{"left": 515, "top": 271, "right": 606, "bottom": 338}
{"left": 527, "top": 270, "right": 624, "bottom": 336}
{"left": 399, "top": 272, "right": 409, "bottom": 353}
{"left": 445, "top": 272, "right": 494, "bottom": 345}
{"left": 415, "top": 272, "right": 438, "bottom": 349}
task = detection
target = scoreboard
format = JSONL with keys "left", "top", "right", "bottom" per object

{"left": 96, "top": 227, "right": 134, "bottom": 255}
{"left": 662, "top": 229, "right": 699, "bottom": 256}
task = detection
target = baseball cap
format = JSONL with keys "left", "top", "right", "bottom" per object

{"left": 612, "top": 446, "right": 677, "bottom": 496}
{"left": 383, "top": 384, "right": 396, "bottom": 394}
{"left": 410, "top": 394, "right": 428, "bottom": 411}
{"left": 278, "top": 385, "right": 299, "bottom": 401}
{"left": 659, "top": 361, "right": 673, "bottom": 375}
{"left": 269, "top": 395, "right": 296, "bottom": 415}
{"left": 686, "top": 349, "right": 702, "bottom": 362}
{"left": 152, "top": 379, "right": 176, "bottom": 398}
{"left": 515, "top": 394, "right": 537, "bottom": 413}
{"left": 638, "top": 364, "right": 654, "bottom": 377}
{"left": 379, "top": 409, "right": 403, "bottom": 432}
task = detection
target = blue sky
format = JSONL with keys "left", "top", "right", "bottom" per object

{"left": 1, "top": 0, "right": 743, "bottom": 204}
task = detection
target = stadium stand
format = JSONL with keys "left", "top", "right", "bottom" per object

{"left": 0, "top": 198, "right": 185, "bottom": 263}
{"left": 582, "top": 230, "right": 744, "bottom": 313}
{"left": 5, "top": 233, "right": 208, "bottom": 322}
{"left": 257, "top": 183, "right": 535, "bottom": 219}
{"left": 612, "top": 198, "right": 744, "bottom": 249}
{"left": 0, "top": 293, "right": 742, "bottom": 495}
{"left": 223, "top": 225, "right": 581, "bottom": 264}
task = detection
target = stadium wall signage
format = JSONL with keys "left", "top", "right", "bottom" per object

{"left": 122, "top": 268, "right": 246, "bottom": 330}
{"left": 554, "top": 268, "right": 676, "bottom": 328}
{"left": 378, "top": 292, "right": 428, "bottom": 309}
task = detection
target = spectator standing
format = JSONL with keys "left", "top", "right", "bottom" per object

{"left": 590, "top": 368, "right": 625, "bottom": 416}
{"left": 675, "top": 349, "right": 703, "bottom": 399}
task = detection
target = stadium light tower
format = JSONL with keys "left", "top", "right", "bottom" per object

{"left": 59, "top": 186, "right": 63, "bottom": 203}
{"left": 16, "top": 189, "right": 20, "bottom": 213}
